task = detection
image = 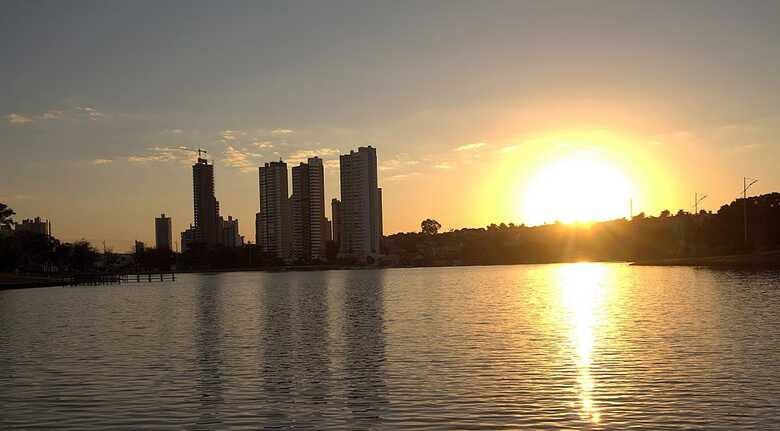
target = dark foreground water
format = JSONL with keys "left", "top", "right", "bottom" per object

{"left": 1, "top": 264, "right": 780, "bottom": 429}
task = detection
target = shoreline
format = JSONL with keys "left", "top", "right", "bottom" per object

{"left": 631, "top": 251, "right": 780, "bottom": 268}
{"left": 4, "top": 253, "right": 779, "bottom": 290}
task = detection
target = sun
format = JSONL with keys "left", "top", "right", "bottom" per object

{"left": 522, "top": 150, "right": 635, "bottom": 225}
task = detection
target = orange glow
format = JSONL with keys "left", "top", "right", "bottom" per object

{"left": 522, "top": 150, "right": 635, "bottom": 225}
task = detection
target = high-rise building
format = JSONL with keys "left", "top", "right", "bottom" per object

{"left": 192, "top": 157, "right": 220, "bottom": 246}
{"left": 220, "top": 215, "right": 243, "bottom": 248}
{"left": 323, "top": 217, "right": 332, "bottom": 245}
{"left": 258, "top": 160, "right": 290, "bottom": 260}
{"left": 291, "top": 157, "right": 326, "bottom": 262}
{"left": 155, "top": 213, "right": 172, "bottom": 250}
{"left": 181, "top": 225, "right": 196, "bottom": 252}
{"left": 331, "top": 198, "right": 342, "bottom": 245}
{"left": 16, "top": 217, "right": 51, "bottom": 236}
{"left": 339, "top": 146, "right": 383, "bottom": 259}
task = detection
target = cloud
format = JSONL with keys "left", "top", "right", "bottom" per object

{"left": 434, "top": 162, "right": 453, "bottom": 169}
{"left": 162, "top": 128, "right": 184, "bottom": 134}
{"left": 287, "top": 147, "right": 340, "bottom": 165}
{"left": 455, "top": 142, "right": 488, "bottom": 151}
{"left": 324, "top": 159, "right": 340, "bottom": 169}
{"left": 387, "top": 172, "right": 422, "bottom": 181}
{"left": 127, "top": 147, "right": 178, "bottom": 163}
{"left": 223, "top": 145, "right": 262, "bottom": 172}
{"left": 271, "top": 128, "right": 294, "bottom": 135}
{"left": 91, "top": 159, "right": 113, "bottom": 165}
{"left": 5, "top": 113, "right": 33, "bottom": 124}
{"left": 732, "top": 143, "right": 764, "bottom": 153}
{"left": 76, "top": 106, "right": 104, "bottom": 120}
{"left": 380, "top": 157, "right": 420, "bottom": 171}
{"left": 500, "top": 145, "right": 520, "bottom": 152}
{"left": 253, "top": 141, "right": 274, "bottom": 149}
{"left": 39, "top": 110, "right": 64, "bottom": 120}
{"left": 220, "top": 129, "right": 246, "bottom": 141}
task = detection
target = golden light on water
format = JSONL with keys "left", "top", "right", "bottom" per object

{"left": 557, "top": 263, "right": 607, "bottom": 424}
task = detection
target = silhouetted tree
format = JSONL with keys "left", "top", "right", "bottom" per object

{"left": 0, "top": 203, "right": 15, "bottom": 230}
{"left": 421, "top": 219, "right": 442, "bottom": 235}
{"left": 70, "top": 241, "right": 99, "bottom": 272}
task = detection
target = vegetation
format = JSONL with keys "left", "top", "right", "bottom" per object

{"left": 385, "top": 193, "right": 780, "bottom": 267}
{"left": 421, "top": 218, "right": 442, "bottom": 236}
{"left": 0, "top": 203, "right": 14, "bottom": 230}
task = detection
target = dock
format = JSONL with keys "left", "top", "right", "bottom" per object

{"left": 68, "top": 272, "right": 176, "bottom": 286}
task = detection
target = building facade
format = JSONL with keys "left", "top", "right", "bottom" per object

{"left": 339, "top": 146, "right": 383, "bottom": 259}
{"left": 155, "top": 213, "right": 172, "bottom": 250}
{"left": 258, "top": 161, "right": 290, "bottom": 260}
{"left": 220, "top": 215, "right": 243, "bottom": 248}
{"left": 16, "top": 217, "right": 51, "bottom": 236}
{"left": 291, "top": 157, "right": 326, "bottom": 262}
{"left": 192, "top": 157, "right": 220, "bottom": 246}
{"left": 331, "top": 198, "right": 342, "bottom": 246}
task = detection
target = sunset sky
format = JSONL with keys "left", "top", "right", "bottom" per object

{"left": 2, "top": 1, "right": 780, "bottom": 251}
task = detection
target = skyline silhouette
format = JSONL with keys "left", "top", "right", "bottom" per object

{"left": 3, "top": 1, "right": 780, "bottom": 248}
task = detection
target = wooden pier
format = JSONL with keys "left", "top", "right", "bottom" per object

{"left": 69, "top": 272, "right": 175, "bottom": 286}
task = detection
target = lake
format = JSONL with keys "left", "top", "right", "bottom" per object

{"left": 1, "top": 264, "right": 779, "bottom": 429}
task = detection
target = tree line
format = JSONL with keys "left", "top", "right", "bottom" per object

{"left": 385, "top": 193, "right": 780, "bottom": 266}
{"left": 2, "top": 193, "right": 779, "bottom": 272}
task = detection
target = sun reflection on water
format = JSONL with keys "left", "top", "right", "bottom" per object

{"left": 557, "top": 263, "right": 607, "bottom": 424}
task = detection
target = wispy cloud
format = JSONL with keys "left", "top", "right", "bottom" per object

{"left": 380, "top": 157, "right": 420, "bottom": 171}
{"left": 76, "top": 106, "right": 104, "bottom": 120}
{"left": 127, "top": 147, "right": 180, "bottom": 163}
{"left": 287, "top": 147, "right": 340, "bottom": 165}
{"left": 39, "top": 110, "right": 64, "bottom": 120}
{"left": 500, "top": 144, "right": 520, "bottom": 152}
{"left": 455, "top": 142, "right": 488, "bottom": 151}
{"left": 271, "top": 128, "right": 294, "bottom": 135}
{"left": 91, "top": 159, "right": 113, "bottom": 165}
{"left": 732, "top": 143, "right": 764, "bottom": 153}
{"left": 6, "top": 106, "right": 106, "bottom": 124}
{"left": 162, "top": 128, "right": 184, "bottom": 134}
{"left": 434, "top": 162, "right": 453, "bottom": 169}
{"left": 5, "top": 113, "right": 33, "bottom": 124}
{"left": 222, "top": 145, "right": 261, "bottom": 172}
{"left": 253, "top": 141, "right": 274, "bottom": 149}
{"left": 220, "top": 129, "right": 245, "bottom": 141}
{"left": 387, "top": 172, "right": 422, "bottom": 181}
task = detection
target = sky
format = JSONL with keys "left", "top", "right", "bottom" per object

{"left": 2, "top": 0, "right": 780, "bottom": 251}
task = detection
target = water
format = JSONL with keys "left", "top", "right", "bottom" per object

{"left": 1, "top": 264, "right": 780, "bottom": 429}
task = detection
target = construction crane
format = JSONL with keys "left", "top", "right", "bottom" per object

{"left": 176, "top": 146, "right": 208, "bottom": 159}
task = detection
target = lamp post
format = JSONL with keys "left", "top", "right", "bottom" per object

{"left": 742, "top": 177, "right": 758, "bottom": 250}
{"left": 694, "top": 192, "right": 707, "bottom": 215}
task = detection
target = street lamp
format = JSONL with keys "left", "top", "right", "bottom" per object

{"left": 694, "top": 192, "right": 708, "bottom": 215}
{"left": 742, "top": 177, "right": 758, "bottom": 250}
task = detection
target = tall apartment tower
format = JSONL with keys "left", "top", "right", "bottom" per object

{"left": 291, "top": 157, "right": 326, "bottom": 262}
{"left": 155, "top": 213, "right": 172, "bottom": 250}
{"left": 193, "top": 157, "right": 220, "bottom": 246}
{"left": 258, "top": 160, "right": 290, "bottom": 260}
{"left": 339, "top": 146, "right": 383, "bottom": 259}
{"left": 331, "top": 198, "right": 342, "bottom": 245}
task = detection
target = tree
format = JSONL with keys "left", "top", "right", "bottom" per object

{"left": 0, "top": 203, "right": 15, "bottom": 230}
{"left": 421, "top": 219, "right": 442, "bottom": 235}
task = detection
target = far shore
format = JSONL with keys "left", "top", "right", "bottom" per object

{"left": 631, "top": 251, "right": 780, "bottom": 268}
{"left": 4, "top": 253, "right": 780, "bottom": 291}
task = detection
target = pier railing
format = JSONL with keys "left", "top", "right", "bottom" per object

{"left": 68, "top": 272, "right": 176, "bottom": 286}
